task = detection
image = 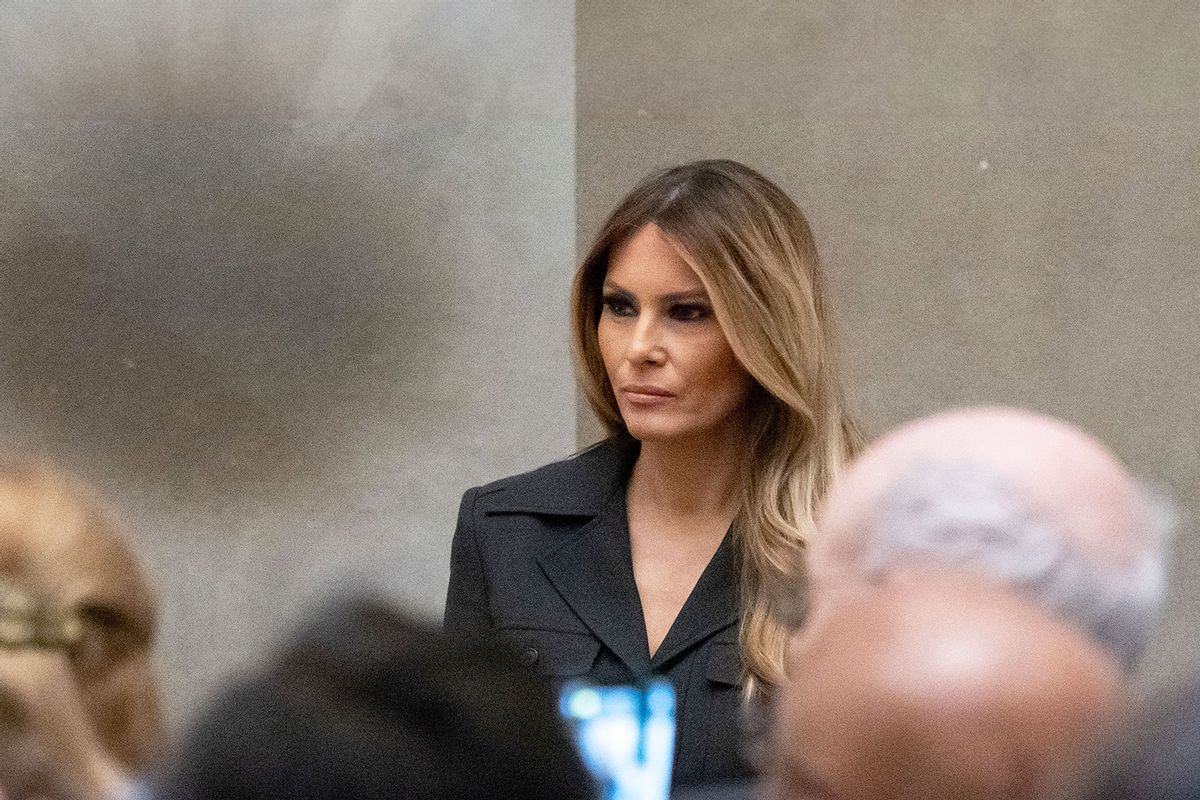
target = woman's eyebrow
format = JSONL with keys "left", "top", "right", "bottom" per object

{"left": 602, "top": 280, "right": 708, "bottom": 302}
{"left": 661, "top": 289, "right": 709, "bottom": 303}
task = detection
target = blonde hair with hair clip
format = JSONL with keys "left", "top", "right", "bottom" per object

{"left": 572, "top": 160, "right": 862, "bottom": 692}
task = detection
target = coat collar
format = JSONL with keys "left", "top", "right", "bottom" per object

{"left": 480, "top": 435, "right": 640, "bottom": 517}
{"left": 537, "top": 487, "right": 653, "bottom": 675}
{"left": 534, "top": 455, "right": 740, "bottom": 676}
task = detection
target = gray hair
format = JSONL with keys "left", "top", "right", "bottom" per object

{"left": 858, "top": 460, "right": 1170, "bottom": 671}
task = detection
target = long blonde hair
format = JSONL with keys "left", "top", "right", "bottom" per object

{"left": 571, "top": 160, "right": 862, "bottom": 691}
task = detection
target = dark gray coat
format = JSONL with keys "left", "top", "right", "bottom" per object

{"left": 443, "top": 436, "right": 754, "bottom": 787}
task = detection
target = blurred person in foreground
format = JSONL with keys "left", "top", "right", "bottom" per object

{"left": 676, "top": 406, "right": 1166, "bottom": 800}
{"left": 0, "top": 668, "right": 123, "bottom": 800}
{"left": 766, "top": 575, "right": 1125, "bottom": 800}
{"left": 806, "top": 406, "right": 1168, "bottom": 672}
{"left": 0, "top": 462, "right": 162, "bottom": 799}
{"left": 155, "top": 594, "right": 594, "bottom": 800}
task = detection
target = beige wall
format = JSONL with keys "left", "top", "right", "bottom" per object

{"left": 0, "top": 1, "right": 577, "bottom": 718}
{"left": 576, "top": 2, "right": 1199, "bottom": 687}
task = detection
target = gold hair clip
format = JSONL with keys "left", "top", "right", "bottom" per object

{"left": 0, "top": 582, "right": 85, "bottom": 650}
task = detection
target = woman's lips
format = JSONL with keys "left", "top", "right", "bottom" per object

{"left": 620, "top": 385, "right": 676, "bottom": 405}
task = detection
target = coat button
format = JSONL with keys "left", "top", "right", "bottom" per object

{"left": 520, "top": 647, "right": 539, "bottom": 667}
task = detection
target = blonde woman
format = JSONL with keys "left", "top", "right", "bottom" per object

{"left": 445, "top": 160, "right": 860, "bottom": 786}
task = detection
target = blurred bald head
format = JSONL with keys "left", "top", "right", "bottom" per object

{"left": 808, "top": 407, "right": 1165, "bottom": 669}
{"left": 770, "top": 577, "right": 1124, "bottom": 800}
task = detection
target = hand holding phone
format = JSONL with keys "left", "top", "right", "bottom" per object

{"left": 560, "top": 680, "right": 676, "bottom": 800}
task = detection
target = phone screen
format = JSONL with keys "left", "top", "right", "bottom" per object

{"left": 559, "top": 680, "right": 676, "bottom": 800}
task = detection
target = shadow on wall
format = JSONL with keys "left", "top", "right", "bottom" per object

{"left": 0, "top": 5, "right": 452, "bottom": 499}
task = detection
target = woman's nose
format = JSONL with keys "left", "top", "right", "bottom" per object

{"left": 626, "top": 316, "right": 666, "bottom": 365}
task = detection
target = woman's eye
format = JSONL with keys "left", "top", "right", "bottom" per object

{"left": 601, "top": 296, "right": 636, "bottom": 317}
{"left": 670, "top": 303, "right": 710, "bottom": 322}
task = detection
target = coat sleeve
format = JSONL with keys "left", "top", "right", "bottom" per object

{"left": 443, "top": 486, "right": 494, "bottom": 638}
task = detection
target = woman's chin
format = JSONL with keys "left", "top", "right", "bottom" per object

{"left": 622, "top": 413, "right": 705, "bottom": 444}
{"left": 622, "top": 417, "right": 680, "bottom": 443}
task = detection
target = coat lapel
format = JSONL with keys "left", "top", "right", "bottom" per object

{"left": 650, "top": 530, "right": 740, "bottom": 669}
{"left": 537, "top": 488, "right": 653, "bottom": 676}
{"left": 486, "top": 434, "right": 740, "bottom": 675}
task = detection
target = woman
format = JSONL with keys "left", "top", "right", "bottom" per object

{"left": 444, "top": 159, "right": 860, "bottom": 786}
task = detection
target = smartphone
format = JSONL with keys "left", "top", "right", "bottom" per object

{"left": 559, "top": 680, "right": 676, "bottom": 800}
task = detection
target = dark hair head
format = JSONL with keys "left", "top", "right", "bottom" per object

{"left": 158, "top": 595, "right": 593, "bottom": 800}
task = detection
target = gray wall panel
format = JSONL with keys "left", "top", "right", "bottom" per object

{"left": 0, "top": 1, "right": 577, "bottom": 719}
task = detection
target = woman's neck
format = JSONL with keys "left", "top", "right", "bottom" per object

{"left": 628, "top": 424, "right": 748, "bottom": 518}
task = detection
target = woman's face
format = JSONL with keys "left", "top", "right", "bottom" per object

{"left": 598, "top": 223, "right": 754, "bottom": 444}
